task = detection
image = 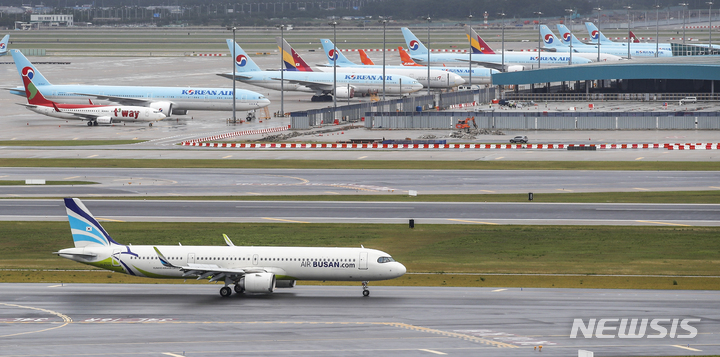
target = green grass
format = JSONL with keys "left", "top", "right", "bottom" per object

{"left": 1, "top": 158, "right": 719, "bottom": 171}
{"left": 0, "top": 181, "right": 98, "bottom": 186}
{"left": 1, "top": 222, "right": 718, "bottom": 289}
{"left": 0, "top": 140, "right": 145, "bottom": 146}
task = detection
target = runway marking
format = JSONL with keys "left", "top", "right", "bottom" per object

{"left": 262, "top": 217, "right": 309, "bottom": 223}
{"left": 86, "top": 154, "right": 98, "bottom": 158}
{"left": 357, "top": 156, "right": 368, "bottom": 160}
{"left": 633, "top": 187, "right": 650, "bottom": 191}
{"left": 447, "top": 219, "right": 498, "bottom": 225}
{"left": 494, "top": 157, "right": 504, "bottom": 160}
{"left": 387, "top": 323, "right": 518, "bottom": 348}
{"left": 325, "top": 191, "right": 340, "bottom": 195}
{"left": 47, "top": 284, "right": 63, "bottom": 288}
{"left": 635, "top": 157, "right": 644, "bottom": 160}
{"left": 63, "top": 176, "right": 80, "bottom": 180}
{"left": 419, "top": 349, "right": 447, "bottom": 355}
{"left": 710, "top": 186, "right": 720, "bottom": 190}
{"left": 96, "top": 217, "right": 125, "bottom": 223}
{"left": 491, "top": 289, "right": 507, "bottom": 292}
{"left": 672, "top": 344, "right": 702, "bottom": 351}
{"left": 162, "top": 353, "right": 186, "bottom": 357}
{"left": 0, "top": 303, "right": 72, "bottom": 338}
{"left": 268, "top": 174, "right": 310, "bottom": 185}
{"left": 636, "top": 220, "right": 691, "bottom": 227}
{"left": 479, "top": 190, "right": 495, "bottom": 193}
{"left": 222, "top": 155, "right": 232, "bottom": 159}
{"left": 246, "top": 192, "right": 262, "bottom": 195}
{"left": 556, "top": 189, "right": 573, "bottom": 192}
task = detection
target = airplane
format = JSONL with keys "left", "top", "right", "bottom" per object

{"left": 0, "top": 34, "right": 8, "bottom": 56}
{"left": 400, "top": 27, "right": 592, "bottom": 70}
{"left": 541, "top": 25, "right": 673, "bottom": 58}
{"left": 586, "top": 22, "right": 673, "bottom": 51}
{"left": 557, "top": 23, "right": 673, "bottom": 57}
{"left": 218, "top": 40, "right": 424, "bottom": 102}
{"left": 8, "top": 50, "right": 270, "bottom": 116}
{"left": 55, "top": 198, "right": 407, "bottom": 297}
{"left": 317, "top": 38, "right": 466, "bottom": 88}
{"left": 18, "top": 65, "right": 167, "bottom": 126}
{"left": 358, "top": 49, "right": 375, "bottom": 65}
{"left": 396, "top": 46, "right": 498, "bottom": 84}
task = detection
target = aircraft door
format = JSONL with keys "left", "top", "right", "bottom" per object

{"left": 253, "top": 254, "right": 259, "bottom": 265}
{"left": 112, "top": 249, "right": 121, "bottom": 267}
{"left": 187, "top": 253, "right": 195, "bottom": 264}
{"left": 359, "top": 252, "right": 368, "bottom": 270}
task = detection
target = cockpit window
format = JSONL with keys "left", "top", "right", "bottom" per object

{"left": 377, "top": 256, "right": 395, "bottom": 263}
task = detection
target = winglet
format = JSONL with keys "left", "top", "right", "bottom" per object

{"left": 153, "top": 247, "right": 176, "bottom": 268}
{"left": 223, "top": 234, "right": 235, "bottom": 247}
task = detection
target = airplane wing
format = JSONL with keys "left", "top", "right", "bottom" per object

{"left": 217, "top": 73, "right": 256, "bottom": 81}
{"left": 454, "top": 59, "right": 506, "bottom": 71}
{"left": 269, "top": 77, "right": 335, "bottom": 91}
{"left": 69, "top": 92, "right": 157, "bottom": 107}
{"left": 154, "top": 247, "right": 267, "bottom": 283}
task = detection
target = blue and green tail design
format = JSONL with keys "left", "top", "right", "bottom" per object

{"left": 64, "top": 198, "right": 120, "bottom": 248}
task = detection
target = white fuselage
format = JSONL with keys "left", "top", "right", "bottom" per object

{"left": 316, "top": 66, "right": 465, "bottom": 88}
{"left": 27, "top": 105, "right": 166, "bottom": 123}
{"left": 229, "top": 71, "right": 424, "bottom": 95}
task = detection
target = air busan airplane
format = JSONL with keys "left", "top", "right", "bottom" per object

{"left": 544, "top": 25, "right": 672, "bottom": 57}
{"left": 316, "top": 38, "right": 465, "bottom": 88}
{"left": 219, "top": 40, "right": 423, "bottom": 102}
{"left": 8, "top": 50, "right": 270, "bottom": 116}
{"left": 0, "top": 35, "right": 8, "bottom": 56}
{"left": 56, "top": 198, "right": 406, "bottom": 297}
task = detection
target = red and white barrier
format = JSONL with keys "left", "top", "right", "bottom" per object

{"left": 339, "top": 49, "right": 467, "bottom": 53}
{"left": 580, "top": 37, "right": 654, "bottom": 41}
{"left": 189, "top": 53, "right": 228, "bottom": 57}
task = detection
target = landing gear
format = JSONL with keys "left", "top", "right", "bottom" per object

{"left": 311, "top": 94, "right": 333, "bottom": 102}
{"left": 148, "top": 122, "right": 153, "bottom": 127}
{"left": 362, "top": 281, "right": 370, "bottom": 297}
{"left": 93, "top": 121, "right": 98, "bottom": 126}
{"left": 219, "top": 286, "right": 232, "bottom": 297}
{"left": 245, "top": 111, "right": 256, "bottom": 122}
{"left": 234, "top": 284, "right": 245, "bottom": 294}
{"left": 87, "top": 121, "right": 93, "bottom": 127}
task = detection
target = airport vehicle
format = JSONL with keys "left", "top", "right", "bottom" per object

{"left": 401, "top": 27, "right": 592, "bottom": 69}
{"left": 0, "top": 35, "right": 8, "bottom": 56}
{"left": 456, "top": 117, "right": 477, "bottom": 132}
{"left": 586, "top": 22, "right": 673, "bottom": 51}
{"left": 8, "top": 50, "right": 270, "bottom": 116}
{"left": 56, "top": 198, "right": 406, "bottom": 297}
{"left": 396, "top": 46, "right": 498, "bottom": 83}
{"left": 219, "top": 40, "right": 423, "bottom": 101}
{"left": 510, "top": 135, "right": 528, "bottom": 143}
{"left": 680, "top": 96, "right": 697, "bottom": 105}
{"left": 544, "top": 25, "right": 672, "bottom": 57}
{"left": 317, "top": 39, "right": 466, "bottom": 88}
{"left": 18, "top": 66, "right": 166, "bottom": 126}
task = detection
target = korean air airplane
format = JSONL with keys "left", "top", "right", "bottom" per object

{"left": 543, "top": 25, "right": 672, "bottom": 58}
{"left": 0, "top": 35, "right": 8, "bottom": 56}
{"left": 316, "top": 39, "right": 466, "bottom": 88}
{"left": 55, "top": 198, "right": 406, "bottom": 297}
{"left": 8, "top": 50, "right": 270, "bottom": 116}
{"left": 401, "top": 27, "right": 591, "bottom": 69}
{"left": 585, "top": 22, "right": 673, "bottom": 51}
{"left": 396, "top": 46, "right": 498, "bottom": 84}
{"left": 18, "top": 67, "right": 166, "bottom": 126}
{"left": 219, "top": 40, "right": 423, "bottom": 102}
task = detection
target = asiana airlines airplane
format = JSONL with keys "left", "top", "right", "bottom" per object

{"left": 55, "top": 198, "right": 407, "bottom": 297}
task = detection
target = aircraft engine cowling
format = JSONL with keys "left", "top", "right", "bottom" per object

{"left": 148, "top": 102, "right": 173, "bottom": 117}
{"left": 507, "top": 65, "right": 525, "bottom": 72}
{"left": 334, "top": 87, "right": 355, "bottom": 99}
{"left": 275, "top": 280, "right": 296, "bottom": 288}
{"left": 241, "top": 273, "right": 276, "bottom": 293}
{"left": 96, "top": 117, "right": 113, "bottom": 125}
{"left": 171, "top": 109, "right": 188, "bottom": 115}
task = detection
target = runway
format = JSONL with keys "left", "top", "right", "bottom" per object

{"left": 0, "top": 283, "right": 717, "bottom": 356}
{"left": 1, "top": 199, "right": 719, "bottom": 226}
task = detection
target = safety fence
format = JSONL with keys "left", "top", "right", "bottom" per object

{"left": 503, "top": 92, "right": 720, "bottom": 102}
{"left": 181, "top": 142, "right": 720, "bottom": 150}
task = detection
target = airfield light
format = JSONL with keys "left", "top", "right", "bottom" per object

{"left": 498, "top": 12, "right": 505, "bottom": 72}
{"left": 565, "top": 9, "right": 573, "bottom": 65}
{"left": 656, "top": 4, "right": 661, "bottom": 58}
{"left": 380, "top": 19, "right": 387, "bottom": 101}
{"left": 468, "top": 14, "right": 473, "bottom": 84}
{"left": 427, "top": 15, "right": 431, "bottom": 96}
{"left": 534, "top": 12, "right": 542, "bottom": 69}
{"left": 625, "top": 6, "right": 632, "bottom": 59}
{"left": 708, "top": 2, "right": 714, "bottom": 49}
{"left": 595, "top": 8, "right": 602, "bottom": 62}
{"left": 680, "top": 3, "right": 688, "bottom": 45}
{"left": 227, "top": 26, "right": 237, "bottom": 123}
{"left": 277, "top": 24, "right": 286, "bottom": 118}
{"left": 329, "top": 20, "right": 338, "bottom": 119}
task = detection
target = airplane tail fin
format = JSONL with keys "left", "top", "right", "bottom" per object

{"left": 629, "top": 30, "right": 640, "bottom": 43}
{"left": 226, "top": 40, "right": 262, "bottom": 72}
{"left": 358, "top": 49, "right": 375, "bottom": 65}
{"left": 465, "top": 25, "right": 495, "bottom": 54}
{"left": 320, "top": 39, "right": 355, "bottom": 66}
{"left": 276, "top": 37, "right": 313, "bottom": 71}
{"left": 64, "top": 198, "right": 121, "bottom": 248}
{"left": 539, "top": 25, "right": 564, "bottom": 49}
{"left": 585, "top": 22, "right": 612, "bottom": 43}
{"left": 11, "top": 49, "right": 52, "bottom": 86}
{"left": 555, "top": 24, "right": 574, "bottom": 46}
{"left": 401, "top": 27, "right": 428, "bottom": 56}
{"left": 0, "top": 34, "right": 8, "bottom": 55}
{"left": 18, "top": 58, "right": 54, "bottom": 106}
{"left": 398, "top": 46, "right": 422, "bottom": 66}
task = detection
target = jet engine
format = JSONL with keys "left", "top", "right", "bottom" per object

{"left": 240, "top": 273, "right": 276, "bottom": 293}
{"left": 334, "top": 87, "right": 355, "bottom": 99}
{"left": 148, "top": 102, "right": 173, "bottom": 117}
{"left": 275, "top": 280, "right": 296, "bottom": 288}
{"left": 507, "top": 65, "right": 525, "bottom": 72}
{"left": 171, "top": 109, "right": 188, "bottom": 115}
{"left": 96, "top": 117, "right": 113, "bottom": 125}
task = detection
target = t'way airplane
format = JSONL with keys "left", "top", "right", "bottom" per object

{"left": 0, "top": 34, "right": 8, "bottom": 56}
{"left": 18, "top": 66, "right": 166, "bottom": 126}
{"left": 8, "top": 50, "right": 270, "bottom": 116}
{"left": 55, "top": 198, "right": 406, "bottom": 297}
{"left": 219, "top": 40, "right": 423, "bottom": 102}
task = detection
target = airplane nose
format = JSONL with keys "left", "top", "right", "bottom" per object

{"left": 455, "top": 76, "right": 466, "bottom": 85}
{"left": 396, "top": 263, "right": 407, "bottom": 277}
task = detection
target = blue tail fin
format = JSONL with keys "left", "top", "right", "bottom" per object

{"left": 0, "top": 35, "right": 8, "bottom": 56}
{"left": 225, "top": 39, "right": 262, "bottom": 72}
{"left": 320, "top": 39, "right": 356, "bottom": 66}
{"left": 401, "top": 28, "right": 428, "bottom": 56}
{"left": 556, "top": 24, "right": 586, "bottom": 47}
{"left": 11, "top": 49, "right": 52, "bottom": 86}
{"left": 64, "top": 198, "right": 120, "bottom": 248}
{"left": 539, "top": 25, "right": 566, "bottom": 50}
{"left": 585, "top": 22, "right": 613, "bottom": 44}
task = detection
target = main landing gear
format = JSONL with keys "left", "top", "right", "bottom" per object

{"left": 87, "top": 120, "right": 98, "bottom": 127}
{"left": 311, "top": 94, "right": 333, "bottom": 102}
{"left": 219, "top": 283, "right": 245, "bottom": 297}
{"left": 362, "top": 281, "right": 370, "bottom": 297}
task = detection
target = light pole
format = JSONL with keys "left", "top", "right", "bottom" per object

{"left": 595, "top": 8, "right": 602, "bottom": 62}
{"left": 380, "top": 18, "right": 387, "bottom": 100}
{"left": 276, "top": 24, "right": 286, "bottom": 117}
{"left": 498, "top": 12, "right": 505, "bottom": 72}
{"left": 534, "top": 11, "right": 542, "bottom": 69}
{"left": 625, "top": 6, "right": 632, "bottom": 59}
{"left": 708, "top": 2, "right": 714, "bottom": 50}
{"left": 468, "top": 14, "right": 473, "bottom": 86}
{"left": 427, "top": 15, "right": 431, "bottom": 96}
{"left": 329, "top": 20, "right": 338, "bottom": 117}
{"left": 680, "top": 2, "right": 688, "bottom": 45}
{"left": 565, "top": 8, "right": 573, "bottom": 65}
{"left": 656, "top": 4, "right": 660, "bottom": 57}
{"left": 227, "top": 26, "right": 237, "bottom": 123}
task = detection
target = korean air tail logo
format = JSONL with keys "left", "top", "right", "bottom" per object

{"left": 0, "top": 43, "right": 6, "bottom": 50}
{"left": 236, "top": 54, "right": 247, "bottom": 67}
{"left": 591, "top": 30, "right": 599, "bottom": 40}
{"left": 328, "top": 49, "right": 338, "bottom": 61}
{"left": 21, "top": 66, "right": 34, "bottom": 80}
{"left": 562, "top": 32, "right": 572, "bottom": 41}
{"left": 409, "top": 40, "right": 420, "bottom": 51}
{"left": 544, "top": 34, "right": 554, "bottom": 44}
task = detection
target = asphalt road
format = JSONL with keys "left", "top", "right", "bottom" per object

{"left": 0, "top": 283, "right": 717, "bottom": 357}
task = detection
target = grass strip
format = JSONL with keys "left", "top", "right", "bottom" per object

{"left": 0, "top": 140, "right": 145, "bottom": 146}
{"left": 0, "top": 158, "right": 719, "bottom": 171}
{"left": 0, "top": 181, "right": 98, "bottom": 186}
{"left": 1, "top": 222, "right": 718, "bottom": 290}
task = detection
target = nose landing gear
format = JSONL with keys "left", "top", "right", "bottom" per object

{"left": 362, "top": 281, "right": 370, "bottom": 297}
